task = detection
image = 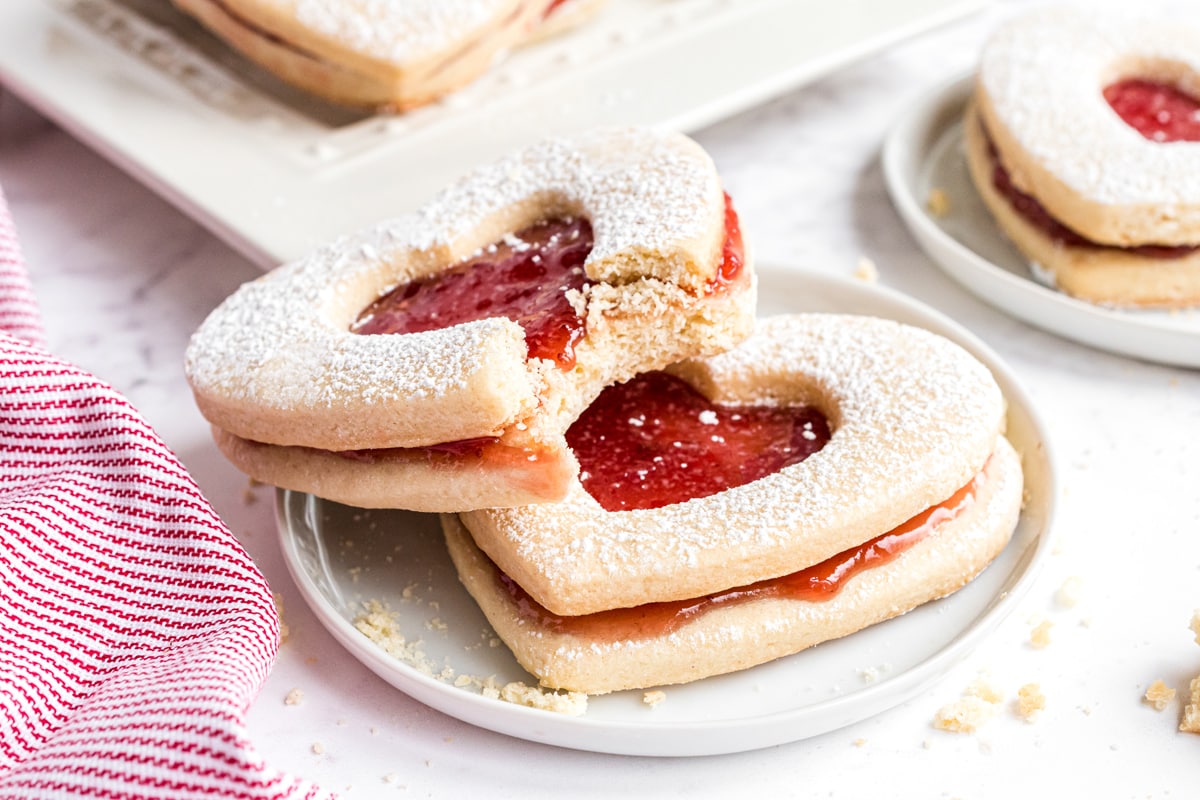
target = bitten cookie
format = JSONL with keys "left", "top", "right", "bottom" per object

{"left": 185, "top": 127, "right": 755, "bottom": 511}
{"left": 967, "top": 7, "right": 1200, "bottom": 307}
{"left": 172, "top": 0, "right": 603, "bottom": 110}
{"left": 445, "top": 314, "right": 1024, "bottom": 694}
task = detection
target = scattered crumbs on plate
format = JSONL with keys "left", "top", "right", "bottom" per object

{"left": 495, "top": 681, "right": 588, "bottom": 716}
{"left": 852, "top": 737, "right": 867, "bottom": 747}
{"left": 284, "top": 687, "right": 304, "bottom": 706}
{"left": 1144, "top": 680, "right": 1176, "bottom": 711}
{"left": 1190, "top": 609, "right": 1200, "bottom": 644}
{"left": 642, "top": 690, "right": 666, "bottom": 708}
{"left": 1055, "top": 576, "right": 1084, "bottom": 608}
{"left": 353, "top": 600, "right": 587, "bottom": 715}
{"left": 1016, "top": 683, "right": 1045, "bottom": 722}
{"left": 1029, "top": 619, "right": 1053, "bottom": 649}
{"left": 926, "top": 186, "right": 950, "bottom": 217}
{"left": 852, "top": 256, "right": 878, "bottom": 283}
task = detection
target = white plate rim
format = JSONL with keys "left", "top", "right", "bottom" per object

{"left": 274, "top": 265, "right": 1058, "bottom": 757}
{"left": 881, "top": 71, "right": 1200, "bottom": 369}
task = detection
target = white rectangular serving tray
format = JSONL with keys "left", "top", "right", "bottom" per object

{"left": 0, "top": 0, "right": 983, "bottom": 269}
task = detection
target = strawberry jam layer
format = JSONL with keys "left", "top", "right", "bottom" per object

{"left": 500, "top": 470, "right": 983, "bottom": 643}
{"left": 983, "top": 129, "right": 1198, "bottom": 258}
{"left": 565, "top": 371, "right": 831, "bottom": 512}
{"left": 709, "top": 193, "right": 745, "bottom": 294}
{"left": 353, "top": 219, "right": 593, "bottom": 369}
{"left": 1104, "top": 79, "right": 1200, "bottom": 143}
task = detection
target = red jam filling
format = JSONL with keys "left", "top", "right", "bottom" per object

{"left": 983, "top": 130, "right": 1198, "bottom": 259}
{"left": 709, "top": 193, "right": 745, "bottom": 294}
{"left": 353, "top": 219, "right": 593, "bottom": 369}
{"left": 1104, "top": 78, "right": 1200, "bottom": 143}
{"left": 500, "top": 470, "right": 983, "bottom": 643}
{"left": 565, "top": 371, "right": 831, "bottom": 512}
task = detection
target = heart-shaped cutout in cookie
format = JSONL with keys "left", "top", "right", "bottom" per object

{"left": 455, "top": 313, "right": 1018, "bottom": 614}
{"left": 975, "top": 8, "right": 1200, "bottom": 247}
{"left": 185, "top": 128, "right": 755, "bottom": 511}
{"left": 446, "top": 313, "right": 1024, "bottom": 693}
{"left": 966, "top": 9, "right": 1200, "bottom": 307}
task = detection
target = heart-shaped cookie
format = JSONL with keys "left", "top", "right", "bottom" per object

{"left": 445, "top": 313, "right": 1024, "bottom": 693}
{"left": 185, "top": 127, "right": 755, "bottom": 511}
{"left": 968, "top": 7, "right": 1200, "bottom": 306}
{"left": 172, "top": 0, "right": 603, "bottom": 109}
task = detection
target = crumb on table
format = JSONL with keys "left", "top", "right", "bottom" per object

{"left": 1144, "top": 679, "right": 1176, "bottom": 711}
{"left": 1030, "top": 620, "right": 1053, "bottom": 649}
{"left": 1181, "top": 676, "right": 1200, "bottom": 734}
{"left": 1016, "top": 683, "right": 1045, "bottom": 721}
{"left": 933, "top": 695, "right": 997, "bottom": 734}
{"left": 642, "top": 690, "right": 666, "bottom": 708}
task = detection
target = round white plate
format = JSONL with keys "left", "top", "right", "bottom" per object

{"left": 882, "top": 73, "right": 1200, "bottom": 368}
{"left": 275, "top": 266, "right": 1056, "bottom": 757}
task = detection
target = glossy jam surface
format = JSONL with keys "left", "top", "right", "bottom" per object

{"left": 565, "top": 371, "right": 831, "bottom": 512}
{"left": 710, "top": 193, "right": 745, "bottom": 293}
{"left": 353, "top": 219, "right": 593, "bottom": 369}
{"left": 501, "top": 470, "right": 983, "bottom": 642}
{"left": 985, "top": 133, "right": 1198, "bottom": 258}
{"left": 1104, "top": 79, "right": 1200, "bottom": 143}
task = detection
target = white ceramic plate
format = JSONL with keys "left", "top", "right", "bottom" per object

{"left": 882, "top": 73, "right": 1200, "bottom": 368}
{"left": 0, "top": 0, "right": 982, "bottom": 270}
{"left": 274, "top": 266, "right": 1056, "bottom": 757}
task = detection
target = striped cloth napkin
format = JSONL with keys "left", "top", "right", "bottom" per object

{"left": 0, "top": 186, "right": 331, "bottom": 799}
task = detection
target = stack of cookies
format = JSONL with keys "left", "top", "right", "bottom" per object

{"left": 186, "top": 127, "right": 1023, "bottom": 695}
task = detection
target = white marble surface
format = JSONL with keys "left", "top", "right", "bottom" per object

{"left": 2, "top": 1, "right": 1199, "bottom": 797}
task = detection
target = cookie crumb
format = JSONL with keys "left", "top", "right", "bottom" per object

{"left": 853, "top": 737, "right": 867, "bottom": 747}
{"left": 926, "top": 187, "right": 951, "bottom": 217}
{"left": 1144, "top": 679, "right": 1176, "bottom": 711}
{"left": 499, "top": 682, "right": 588, "bottom": 716}
{"left": 933, "top": 696, "right": 997, "bottom": 734}
{"left": 1180, "top": 677, "right": 1200, "bottom": 734}
{"left": 852, "top": 256, "right": 878, "bottom": 283}
{"left": 284, "top": 688, "right": 304, "bottom": 706}
{"left": 642, "top": 690, "right": 666, "bottom": 708}
{"left": 1030, "top": 620, "right": 1053, "bottom": 648}
{"left": 1016, "top": 683, "right": 1045, "bottom": 721}
{"left": 1189, "top": 609, "right": 1200, "bottom": 645}
{"left": 311, "top": 742, "right": 325, "bottom": 755}
{"left": 1055, "top": 576, "right": 1084, "bottom": 608}
{"left": 966, "top": 676, "right": 1004, "bottom": 704}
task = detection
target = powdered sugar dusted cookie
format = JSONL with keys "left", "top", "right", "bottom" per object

{"left": 185, "top": 127, "right": 755, "bottom": 511}
{"left": 172, "top": 0, "right": 603, "bottom": 110}
{"left": 444, "top": 313, "right": 1023, "bottom": 694}
{"left": 969, "top": 7, "right": 1200, "bottom": 307}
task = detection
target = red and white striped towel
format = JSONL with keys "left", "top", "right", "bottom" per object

{"left": 0, "top": 186, "right": 331, "bottom": 799}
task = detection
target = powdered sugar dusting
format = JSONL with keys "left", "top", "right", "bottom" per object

{"left": 289, "top": 0, "right": 510, "bottom": 64}
{"left": 465, "top": 313, "right": 1007, "bottom": 615}
{"left": 185, "top": 127, "right": 726, "bottom": 452}
{"left": 979, "top": 7, "right": 1200, "bottom": 206}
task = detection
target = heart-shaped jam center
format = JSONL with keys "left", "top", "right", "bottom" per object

{"left": 566, "top": 371, "right": 831, "bottom": 511}
{"left": 353, "top": 218, "right": 593, "bottom": 369}
{"left": 1104, "top": 78, "right": 1200, "bottom": 143}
